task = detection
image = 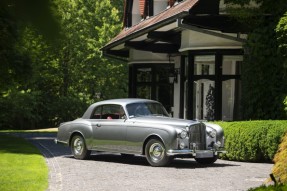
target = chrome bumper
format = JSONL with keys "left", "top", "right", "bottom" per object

{"left": 166, "top": 149, "right": 226, "bottom": 158}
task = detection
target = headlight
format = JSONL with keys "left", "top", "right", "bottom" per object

{"left": 179, "top": 131, "right": 188, "bottom": 139}
{"left": 207, "top": 129, "right": 216, "bottom": 138}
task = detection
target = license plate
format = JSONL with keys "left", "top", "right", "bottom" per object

{"left": 195, "top": 151, "right": 214, "bottom": 158}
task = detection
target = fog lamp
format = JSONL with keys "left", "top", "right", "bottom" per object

{"left": 214, "top": 141, "right": 221, "bottom": 149}
{"left": 179, "top": 142, "right": 185, "bottom": 149}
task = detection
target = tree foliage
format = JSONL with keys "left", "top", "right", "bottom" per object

{"left": 224, "top": 0, "right": 287, "bottom": 119}
{"left": 0, "top": 0, "right": 127, "bottom": 129}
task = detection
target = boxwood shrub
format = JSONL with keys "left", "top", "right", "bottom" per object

{"left": 247, "top": 184, "right": 287, "bottom": 191}
{"left": 214, "top": 121, "right": 287, "bottom": 162}
{"left": 272, "top": 131, "right": 287, "bottom": 184}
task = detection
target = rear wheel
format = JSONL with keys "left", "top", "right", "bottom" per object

{"left": 195, "top": 156, "right": 218, "bottom": 164}
{"left": 71, "top": 135, "right": 91, "bottom": 160}
{"left": 145, "top": 139, "right": 171, "bottom": 167}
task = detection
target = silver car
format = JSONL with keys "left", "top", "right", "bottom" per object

{"left": 55, "top": 98, "right": 225, "bottom": 167}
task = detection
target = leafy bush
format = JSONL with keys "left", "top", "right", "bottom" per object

{"left": 0, "top": 89, "right": 89, "bottom": 130}
{"left": 272, "top": 131, "right": 287, "bottom": 184}
{"left": 215, "top": 121, "right": 287, "bottom": 162}
{"left": 0, "top": 90, "right": 42, "bottom": 130}
{"left": 284, "top": 96, "right": 287, "bottom": 115}
{"left": 248, "top": 184, "right": 287, "bottom": 191}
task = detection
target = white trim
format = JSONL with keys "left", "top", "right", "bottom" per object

{"left": 128, "top": 61, "right": 175, "bottom": 65}
{"left": 179, "top": 46, "right": 243, "bottom": 52}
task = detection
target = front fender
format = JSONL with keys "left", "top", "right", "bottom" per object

{"left": 142, "top": 124, "right": 178, "bottom": 153}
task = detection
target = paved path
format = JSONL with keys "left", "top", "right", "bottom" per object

{"left": 9, "top": 133, "right": 273, "bottom": 191}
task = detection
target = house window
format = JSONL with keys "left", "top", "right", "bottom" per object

{"left": 129, "top": 64, "right": 174, "bottom": 113}
{"left": 222, "top": 56, "right": 242, "bottom": 75}
{"left": 137, "top": 68, "right": 152, "bottom": 82}
{"left": 222, "top": 79, "right": 241, "bottom": 121}
{"left": 194, "top": 55, "right": 215, "bottom": 75}
{"left": 141, "top": 0, "right": 153, "bottom": 19}
{"left": 124, "top": 0, "right": 133, "bottom": 28}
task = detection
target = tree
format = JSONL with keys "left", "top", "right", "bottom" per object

{"left": 205, "top": 85, "right": 215, "bottom": 121}
{"left": 276, "top": 12, "right": 287, "bottom": 115}
{"left": 0, "top": 0, "right": 127, "bottom": 129}
{"left": 224, "top": 0, "right": 287, "bottom": 119}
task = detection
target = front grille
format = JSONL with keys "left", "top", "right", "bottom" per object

{"left": 189, "top": 123, "right": 206, "bottom": 150}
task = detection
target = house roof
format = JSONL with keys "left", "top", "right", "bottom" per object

{"left": 103, "top": 0, "right": 199, "bottom": 51}
{"left": 102, "top": 0, "right": 254, "bottom": 59}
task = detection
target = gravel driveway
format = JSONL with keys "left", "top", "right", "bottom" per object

{"left": 12, "top": 133, "right": 273, "bottom": 191}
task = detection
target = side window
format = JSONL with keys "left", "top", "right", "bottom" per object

{"left": 91, "top": 104, "right": 126, "bottom": 119}
{"left": 91, "top": 106, "right": 102, "bottom": 119}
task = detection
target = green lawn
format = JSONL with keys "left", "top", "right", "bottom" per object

{"left": 0, "top": 127, "right": 58, "bottom": 133}
{"left": 0, "top": 134, "right": 48, "bottom": 191}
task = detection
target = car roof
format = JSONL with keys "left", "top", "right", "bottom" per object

{"left": 95, "top": 98, "right": 158, "bottom": 105}
{"left": 82, "top": 98, "right": 159, "bottom": 119}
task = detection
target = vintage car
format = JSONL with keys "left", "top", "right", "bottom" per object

{"left": 55, "top": 98, "right": 225, "bottom": 167}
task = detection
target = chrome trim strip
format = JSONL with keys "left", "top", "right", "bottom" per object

{"left": 54, "top": 139, "right": 68, "bottom": 145}
{"left": 166, "top": 149, "right": 226, "bottom": 157}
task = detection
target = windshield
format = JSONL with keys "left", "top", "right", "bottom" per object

{"left": 126, "top": 102, "right": 169, "bottom": 118}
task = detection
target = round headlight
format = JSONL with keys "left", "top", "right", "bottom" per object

{"left": 179, "top": 131, "right": 188, "bottom": 139}
{"left": 207, "top": 130, "right": 216, "bottom": 138}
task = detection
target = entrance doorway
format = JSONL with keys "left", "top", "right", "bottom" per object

{"left": 185, "top": 50, "right": 242, "bottom": 121}
{"left": 193, "top": 55, "right": 215, "bottom": 120}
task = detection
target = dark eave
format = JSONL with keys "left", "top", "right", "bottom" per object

{"left": 147, "top": 31, "right": 181, "bottom": 45}
{"left": 125, "top": 41, "right": 180, "bottom": 53}
{"left": 182, "top": 15, "right": 252, "bottom": 33}
{"left": 105, "top": 50, "right": 129, "bottom": 58}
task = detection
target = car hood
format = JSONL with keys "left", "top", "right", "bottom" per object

{"left": 129, "top": 116, "right": 199, "bottom": 128}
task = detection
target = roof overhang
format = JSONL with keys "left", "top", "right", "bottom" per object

{"left": 102, "top": 0, "right": 252, "bottom": 60}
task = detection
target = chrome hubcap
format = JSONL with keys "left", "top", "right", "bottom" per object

{"left": 149, "top": 143, "right": 165, "bottom": 162}
{"left": 73, "top": 138, "right": 83, "bottom": 155}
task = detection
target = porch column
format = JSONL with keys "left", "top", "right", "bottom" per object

{"left": 214, "top": 54, "right": 222, "bottom": 120}
{"left": 186, "top": 51, "right": 194, "bottom": 120}
{"left": 179, "top": 56, "right": 185, "bottom": 119}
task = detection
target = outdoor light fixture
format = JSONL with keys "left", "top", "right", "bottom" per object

{"left": 169, "top": 68, "right": 180, "bottom": 84}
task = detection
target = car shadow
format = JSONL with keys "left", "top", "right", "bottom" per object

{"left": 66, "top": 152, "right": 240, "bottom": 169}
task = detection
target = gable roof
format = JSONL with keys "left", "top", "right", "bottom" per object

{"left": 103, "top": 0, "right": 199, "bottom": 51}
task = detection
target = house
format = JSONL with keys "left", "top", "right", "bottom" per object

{"left": 102, "top": 0, "right": 253, "bottom": 121}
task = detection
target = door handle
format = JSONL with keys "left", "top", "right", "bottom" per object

{"left": 96, "top": 123, "right": 101, "bottom": 127}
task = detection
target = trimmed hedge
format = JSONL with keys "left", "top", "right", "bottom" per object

{"left": 247, "top": 184, "right": 287, "bottom": 191}
{"left": 215, "top": 121, "right": 287, "bottom": 162}
{"left": 272, "top": 131, "right": 287, "bottom": 184}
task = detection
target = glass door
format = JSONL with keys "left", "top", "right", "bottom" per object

{"left": 193, "top": 55, "right": 215, "bottom": 120}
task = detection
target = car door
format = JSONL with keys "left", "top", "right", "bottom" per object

{"left": 91, "top": 104, "right": 127, "bottom": 152}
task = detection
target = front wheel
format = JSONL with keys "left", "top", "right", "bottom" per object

{"left": 145, "top": 139, "right": 171, "bottom": 167}
{"left": 71, "top": 135, "right": 91, "bottom": 160}
{"left": 195, "top": 156, "right": 218, "bottom": 164}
